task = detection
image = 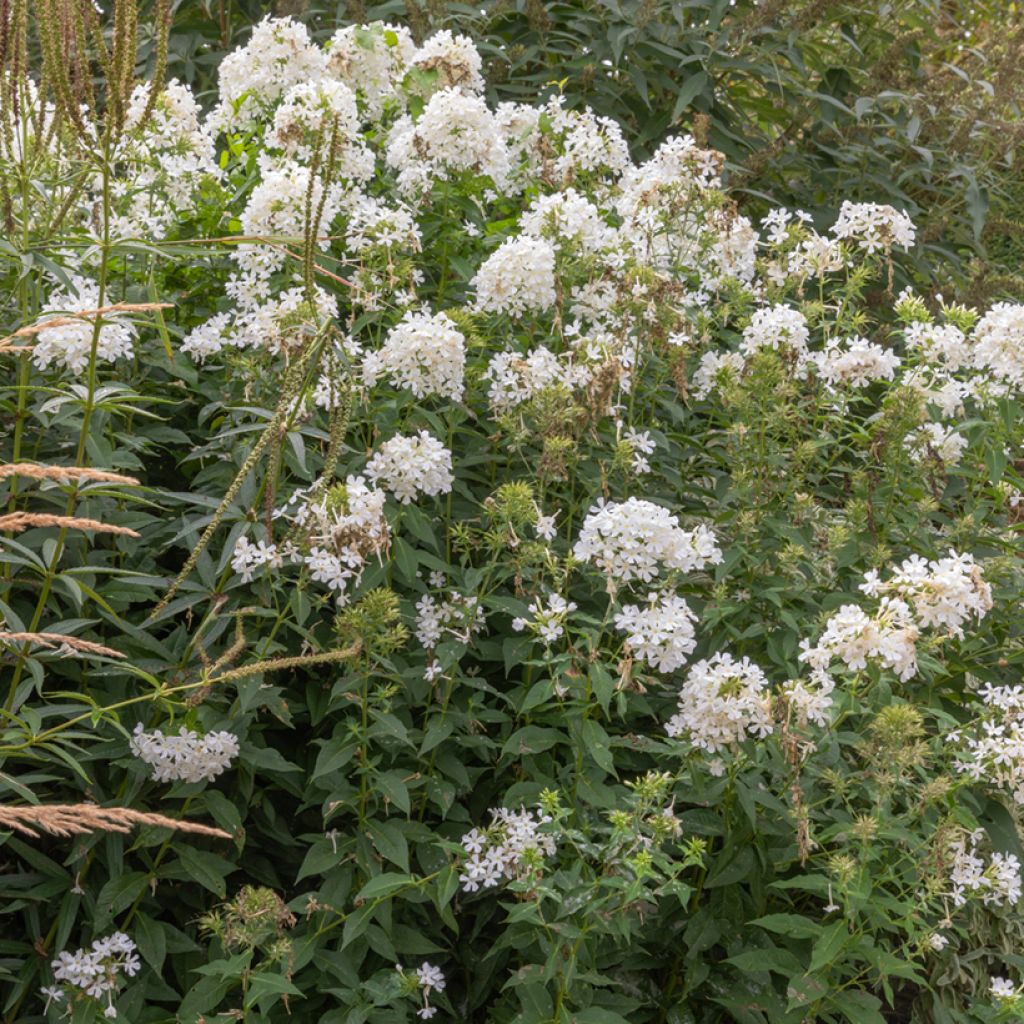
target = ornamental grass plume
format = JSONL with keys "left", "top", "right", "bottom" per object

{"left": 0, "top": 464, "right": 141, "bottom": 485}
{"left": 0, "top": 631, "right": 124, "bottom": 658}
{"left": 0, "top": 512, "right": 140, "bottom": 536}
{"left": 0, "top": 803, "right": 231, "bottom": 840}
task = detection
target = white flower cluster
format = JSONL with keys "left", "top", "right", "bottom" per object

{"left": 472, "top": 235, "right": 557, "bottom": 317}
{"left": 459, "top": 807, "right": 556, "bottom": 892}
{"left": 972, "top": 302, "right": 1024, "bottom": 389}
{"left": 299, "top": 475, "right": 390, "bottom": 600}
{"left": 387, "top": 88, "right": 508, "bottom": 193}
{"left": 665, "top": 652, "right": 773, "bottom": 755}
{"left": 365, "top": 431, "right": 454, "bottom": 504}
{"left": 991, "top": 976, "right": 1023, "bottom": 1003}
{"left": 396, "top": 961, "right": 446, "bottom": 1020}
{"left": 799, "top": 599, "right": 919, "bottom": 682}
{"left": 904, "top": 423, "right": 968, "bottom": 466}
{"left": 860, "top": 550, "right": 992, "bottom": 638}
{"left": 947, "top": 830, "right": 1022, "bottom": 908}
{"left": 520, "top": 188, "right": 613, "bottom": 254}
{"left": 32, "top": 277, "right": 136, "bottom": 374}
{"left": 130, "top": 723, "right": 240, "bottom": 783}
{"left": 952, "top": 684, "right": 1024, "bottom": 805}
{"left": 573, "top": 497, "right": 722, "bottom": 585}
{"left": 613, "top": 593, "right": 697, "bottom": 673}
{"left": 484, "top": 346, "right": 566, "bottom": 412}
{"left": 830, "top": 200, "right": 916, "bottom": 252}
{"left": 780, "top": 675, "right": 835, "bottom": 728}
{"left": 232, "top": 537, "right": 284, "bottom": 583}
{"left": 213, "top": 15, "right": 327, "bottom": 130}
{"left": 801, "top": 550, "right": 990, "bottom": 682}
{"left": 740, "top": 305, "right": 810, "bottom": 360}
{"left": 415, "top": 591, "right": 486, "bottom": 647}
{"left": 325, "top": 23, "right": 415, "bottom": 120}
{"left": 812, "top": 336, "right": 901, "bottom": 390}
{"left": 45, "top": 932, "right": 140, "bottom": 1020}
{"left": 364, "top": 310, "right": 466, "bottom": 400}
{"left": 512, "top": 593, "right": 577, "bottom": 644}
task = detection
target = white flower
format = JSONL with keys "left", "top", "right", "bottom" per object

{"left": 692, "top": 350, "right": 745, "bottom": 400}
{"left": 799, "top": 599, "right": 919, "bottom": 682}
{"left": 573, "top": 497, "right": 722, "bottom": 584}
{"left": 973, "top": 302, "right": 1024, "bottom": 388}
{"left": 952, "top": 684, "right": 1024, "bottom": 805}
{"left": 472, "top": 235, "right": 557, "bottom": 317}
{"left": 831, "top": 201, "right": 916, "bottom": 252}
{"left": 512, "top": 593, "right": 577, "bottom": 644}
{"left": 812, "top": 336, "right": 900, "bottom": 389}
{"left": 904, "top": 321, "right": 970, "bottom": 371}
{"left": 947, "top": 830, "right": 1022, "bottom": 908}
{"left": 410, "top": 29, "right": 484, "bottom": 94}
{"left": 212, "top": 16, "right": 327, "bottom": 130}
{"left": 130, "top": 724, "right": 240, "bottom": 783}
{"left": 364, "top": 310, "right": 466, "bottom": 400}
{"left": 740, "top": 305, "right": 810, "bottom": 360}
{"left": 520, "top": 188, "right": 612, "bottom": 253}
{"left": 415, "top": 592, "right": 486, "bottom": 647}
{"left": 861, "top": 550, "right": 992, "bottom": 638}
{"left": 927, "top": 932, "right": 949, "bottom": 952}
{"left": 991, "top": 976, "right": 1017, "bottom": 1000}
{"left": 666, "top": 652, "right": 773, "bottom": 753}
{"left": 231, "top": 536, "right": 282, "bottom": 583}
{"left": 366, "top": 431, "right": 454, "bottom": 504}
{"left": 459, "top": 807, "right": 556, "bottom": 892}
{"left": 614, "top": 593, "right": 697, "bottom": 673}
{"left": 904, "top": 423, "right": 968, "bottom": 466}
{"left": 32, "top": 277, "right": 136, "bottom": 374}
{"left": 324, "top": 23, "right": 415, "bottom": 121}
{"left": 386, "top": 88, "right": 508, "bottom": 193}
{"left": 49, "top": 932, "right": 139, "bottom": 1019}
{"left": 484, "top": 345, "right": 565, "bottom": 412}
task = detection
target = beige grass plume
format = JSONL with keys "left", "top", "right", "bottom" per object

{"left": 0, "top": 463, "right": 141, "bottom": 485}
{"left": 0, "top": 632, "right": 124, "bottom": 658}
{"left": 0, "top": 512, "right": 139, "bottom": 536}
{"left": 0, "top": 803, "right": 232, "bottom": 840}
{"left": 0, "top": 301, "right": 173, "bottom": 347}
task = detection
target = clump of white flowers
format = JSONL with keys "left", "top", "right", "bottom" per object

{"left": 665, "top": 652, "right": 773, "bottom": 757}
{"left": 799, "top": 599, "right": 920, "bottom": 682}
{"left": 904, "top": 423, "right": 968, "bottom": 466}
{"left": 812, "top": 336, "right": 901, "bottom": 389}
{"left": 512, "top": 593, "right": 577, "bottom": 644}
{"left": 32, "top": 277, "right": 136, "bottom": 374}
{"left": 614, "top": 593, "right": 697, "bottom": 673}
{"left": 459, "top": 807, "right": 556, "bottom": 892}
{"left": 395, "top": 961, "right": 446, "bottom": 1020}
{"left": 43, "top": 932, "right": 141, "bottom": 1020}
{"left": 324, "top": 22, "right": 415, "bottom": 120}
{"left": 472, "top": 235, "right": 557, "bottom": 317}
{"left": 130, "top": 724, "right": 240, "bottom": 783}
{"left": 830, "top": 200, "right": 916, "bottom": 252}
{"left": 415, "top": 591, "right": 486, "bottom": 647}
{"left": 212, "top": 15, "right": 326, "bottom": 130}
{"left": 972, "top": 302, "right": 1024, "bottom": 389}
{"left": 364, "top": 310, "right": 466, "bottom": 400}
{"left": 947, "top": 830, "right": 1022, "bottom": 908}
{"left": 860, "top": 550, "right": 992, "bottom": 638}
{"left": 365, "top": 431, "right": 454, "bottom": 504}
{"left": 573, "top": 498, "right": 721, "bottom": 585}
{"left": 951, "top": 684, "right": 1024, "bottom": 805}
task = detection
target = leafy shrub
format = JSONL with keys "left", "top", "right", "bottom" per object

{"left": 3, "top": 6, "right": 1024, "bottom": 1024}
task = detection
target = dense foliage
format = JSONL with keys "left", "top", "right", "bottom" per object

{"left": 2, "top": 4, "right": 1024, "bottom": 1024}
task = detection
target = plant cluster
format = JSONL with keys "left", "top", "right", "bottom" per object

{"left": 2, "top": 6, "right": 1024, "bottom": 1024}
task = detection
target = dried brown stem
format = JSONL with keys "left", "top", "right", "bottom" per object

{"left": 0, "top": 301, "right": 173, "bottom": 345}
